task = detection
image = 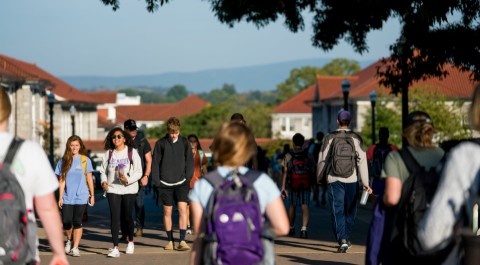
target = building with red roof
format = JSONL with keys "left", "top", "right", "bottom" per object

{"left": 272, "top": 60, "right": 478, "bottom": 139}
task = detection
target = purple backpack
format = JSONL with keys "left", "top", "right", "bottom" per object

{"left": 202, "top": 169, "right": 264, "bottom": 265}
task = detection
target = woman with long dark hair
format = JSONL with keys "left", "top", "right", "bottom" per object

{"left": 100, "top": 127, "right": 142, "bottom": 258}
{"left": 56, "top": 135, "right": 95, "bottom": 257}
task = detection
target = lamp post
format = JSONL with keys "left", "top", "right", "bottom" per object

{"left": 341, "top": 79, "right": 351, "bottom": 111}
{"left": 47, "top": 92, "right": 55, "bottom": 168}
{"left": 69, "top": 105, "right": 76, "bottom": 136}
{"left": 370, "top": 90, "right": 377, "bottom": 144}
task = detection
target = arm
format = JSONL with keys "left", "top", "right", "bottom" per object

{"left": 316, "top": 139, "right": 330, "bottom": 183}
{"left": 58, "top": 178, "right": 65, "bottom": 209}
{"left": 383, "top": 176, "right": 402, "bottom": 207}
{"left": 35, "top": 193, "right": 69, "bottom": 265}
{"left": 280, "top": 156, "right": 288, "bottom": 198}
{"left": 265, "top": 196, "right": 289, "bottom": 236}
{"left": 141, "top": 151, "right": 152, "bottom": 186}
{"left": 124, "top": 149, "right": 143, "bottom": 184}
{"left": 356, "top": 144, "right": 372, "bottom": 194}
{"left": 185, "top": 139, "right": 194, "bottom": 182}
{"left": 189, "top": 201, "right": 204, "bottom": 265}
{"left": 151, "top": 141, "right": 162, "bottom": 187}
{"left": 86, "top": 172, "right": 95, "bottom": 206}
{"left": 100, "top": 151, "right": 108, "bottom": 190}
{"left": 201, "top": 153, "right": 208, "bottom": 174}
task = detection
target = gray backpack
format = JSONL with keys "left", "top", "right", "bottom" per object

{"left": 0, "top": 138, "right": 36, "bottom": 265}
{"left": 329, "top": 131, "right": 358, "bottom": 178}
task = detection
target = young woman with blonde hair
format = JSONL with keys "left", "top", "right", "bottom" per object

{"left": 55, "top": 135, "right": 95, "bottom": 257}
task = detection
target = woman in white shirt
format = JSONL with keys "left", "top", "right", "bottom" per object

{"left": 100, "top": 127, "right": 142, "bottom": 258}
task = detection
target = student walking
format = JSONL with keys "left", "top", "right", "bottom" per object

{"left": 124, "top": 119, "right": 152, "bottom": 237}
{"left": 186, "top": 134, "right": 207, "bottom": 234}
{"left": 55, "top": 135, "right": 95, "bottom": 257}
{"left": 317, "top": 110, "right": 371, "bottom": 253}
{"left": 281, "top": 133, "right": 314, "bottom": 238}
{"left": 0, "top": 89, "right": 69, "bottom": 265}
{"left": 189, "top": 122, "right": 289, "bottom": 265}
{"left": 100, "top": 127, "right": 143, "bottom": 257}
{"left": 151, "top": 117, "right": 194, "bottom": 251}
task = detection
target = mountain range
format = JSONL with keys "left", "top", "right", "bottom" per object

{"left": 61, "top": 58, "right": 374, "bottom": 93}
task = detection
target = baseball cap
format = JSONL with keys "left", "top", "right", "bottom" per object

{"left": 124, "top": 119, "right": 138, "bottom": 130}
{"left": 337, "top": 110, "right": 352, "bottom": 122}
{"left": 406, "top": 111, "right": 433, "bottom": 126}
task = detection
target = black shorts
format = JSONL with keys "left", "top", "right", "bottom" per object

{"left": 157, "top": 182, "right": 189, "bottom": 206}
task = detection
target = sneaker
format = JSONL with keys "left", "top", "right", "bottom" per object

{"left": 337, "top": 239, "right": 349, "bottom": 253}
{"left": 71, "top": 247, "right": 80, "bottom": 257}
{"left": 176, "top": 240, "right": 191, "bottom": 251}
{"left": 135, "top": 228, "right": 143, "bottom": 237}
{"left": 300, "top": 230, "right": 308, "bottom": 239}
{"left": 126, "top": 241, "right": 134, "bottom": 254}
{"left": 107, "top": 247, "right": 120, "bottom": 258}
{"left": 288, "top": 228, "right": 295, "bottom": 236}
{"left": 64, "top": 240, "right": 72, "bottom": 254}
{"left": 164, "top": 241, "right": 174, "bottom": 250}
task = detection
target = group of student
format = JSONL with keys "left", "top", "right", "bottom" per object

{"left": 2, "top": 81, "right": 480, "bottom": 265}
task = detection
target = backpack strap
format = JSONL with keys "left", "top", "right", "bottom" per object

{"left": 128, "top": 146, "right": 133, "bottom": 167}
{"left": 398, "top": 147, "right": 421, "bottom": 174}
{"left": 3, "top": 137, "right": 24, "bottom": 164}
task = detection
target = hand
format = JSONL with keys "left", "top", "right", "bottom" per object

{"left": 58, "top": 198, "right": 63, "bottom": 209}
{"left": 119, "top": 175, "right": 128, "bottom": 184}
{"left": 49, "top": 254, "right": 69, "bottom": 265}
{"left": 281, "top": 189, "right": 288, "bottom": 199}
{"left": 88, "top": 196, "right": 95, "bottom": 206}
{"left": 101, "top": 181, "right": 108, "bottom": 191}
{"left": 141, "top": 176, "right": 148, "bottom": 186}
{"left": 364, "top": 185, "right": 373, "bottom": 194}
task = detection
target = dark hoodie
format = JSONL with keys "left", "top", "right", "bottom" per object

{"left": 151, "top": 135, "right": 194, "bottom": 187}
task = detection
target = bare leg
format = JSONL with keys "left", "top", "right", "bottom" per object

{"left": 163, "top": 205, "right": 173, "bottom": 231}
{"left": 73, "top": 228, "right": 82, "bottom": 248}
{"left": 178, "top": 202, "right": 188, "bottom": 230}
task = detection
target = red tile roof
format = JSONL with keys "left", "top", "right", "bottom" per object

{"left": 274, "top": 61, "right": 479, "bottom": 113}
{"left": 0, "top": 54, "right": 97, "bottom": 103}
{"left": 85, "top": 91, "right": 117, "bottom": 104}
{"left": 115, "top": 95, "right": 209, "bottom": 122}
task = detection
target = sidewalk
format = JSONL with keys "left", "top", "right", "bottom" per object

{"left": 38, "top": 191, "right": 374, "bottom": 265}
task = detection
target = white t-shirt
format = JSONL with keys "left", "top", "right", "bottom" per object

{"left": 0, "top": 132, "right": 59, "bottom": 216}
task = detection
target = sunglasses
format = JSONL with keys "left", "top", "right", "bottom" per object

{"left": 111, "top": 134, "right": 124, "bottom": 140}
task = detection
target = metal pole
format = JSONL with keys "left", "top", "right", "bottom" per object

{"left": 372, "top": 102, "right": 376, "bottom": 144}
{"left": 343, "top": 91, "right": 349, "bottom": 111}
{"left": 49, "top": 102, "right": 54, "bottom": 167}
{"left": 71, "top": 115, "right": 75, "bottom": 136}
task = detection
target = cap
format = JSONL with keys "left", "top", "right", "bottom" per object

{"left": 337, "top": 110, "right": 352, "bottom": 122}
{"left": 406, "top": 111, "right": 433, "bottom": 127}
{"left": 124, "top": 119, "right": 138, "bottom": 130}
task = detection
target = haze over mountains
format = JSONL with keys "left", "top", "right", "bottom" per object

{"left": 61, "top": 58, "right": 374, "bottom": 93}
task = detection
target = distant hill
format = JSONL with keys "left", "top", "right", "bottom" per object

{"left": 61, "top": 58, "right": 374, "bottom": 93}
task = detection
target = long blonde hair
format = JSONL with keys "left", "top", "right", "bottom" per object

{"left": 0, "top": 88, "right": 11, "bottom": 123}
{"left": 211, "top": 122, "right": 256, "bottom": 167}
{"left": 60, "top": 135, "right": 87, "bottom": 181}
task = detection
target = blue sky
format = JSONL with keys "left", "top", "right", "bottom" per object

{"left": 1, "top": 0, "right": 400, "bottom": 77}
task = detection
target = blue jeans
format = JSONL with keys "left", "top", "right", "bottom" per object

{"left": 327, "top": 181, "right": 359, "bottom": 244}
{"left": 135, "top": 186, "right": 145, "bottom": 229}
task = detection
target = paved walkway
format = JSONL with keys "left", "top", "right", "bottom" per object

{"left": 38, "top": 190, "right": 374, "bottom": 265}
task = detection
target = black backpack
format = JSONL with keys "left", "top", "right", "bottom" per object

{"left": 371, "top": 144, "right": 393, "bottom": 179}
{"left": 0, "top": 138, "right": 36, "bottom": 265}
{"left": 329, "top": 131, "right": 358, "bottom": 178}
{"left": 393, "top": 147, "right": 450, "bottom": 263}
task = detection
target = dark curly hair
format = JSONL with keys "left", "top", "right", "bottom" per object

{"left": 103, "top": 127, "right": 135, "bottom": 150}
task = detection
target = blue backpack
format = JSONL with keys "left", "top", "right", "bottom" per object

{"left": 202, "top": 169, "right": 265, "bottom": 265}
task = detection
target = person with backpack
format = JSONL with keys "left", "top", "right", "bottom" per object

{"left": 100, "top": 127, "right": 143, "bottom": 257}
{"left": 55, "top": 135, "right": 95, "bottom": 257}
{"left": 123, "top": 119, "right": 152, "bottom": 238}
{"left": 366, "top": 127, "right": 398, "bottom": 204}
{"left": 186, "top": 134, "right": 208, "bottom": 235}
{"left": 382, "top": 111, "right": 445, "bottom": 264}
{"left": 0, "top": 89, "right": 69, "bottom": 265}
{"left": 281, "top": 133, "right": 314, "bottom": 238}
{"left": 189, "top": 122, "right": 289, "bottom": 265}
{"left": 151, "top": 117, "right": 194, "bottom": 251}
{"left": 418, "top": 84, "right": 480, "bottom": 265}
{"left": 316, "top": 110, "right": 371, "bottom": 253}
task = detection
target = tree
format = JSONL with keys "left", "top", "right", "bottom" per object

{"left": 276, "top": 58, "right": 360, "bottom": 102}
{"left": 166, "top": 84, "right": 188, "bottom": 101}
{"left": 361, "top": 86, "right": 470, "bottom": 147}
{"left": 199, "top": 84, "right": 238, "bottom": 104}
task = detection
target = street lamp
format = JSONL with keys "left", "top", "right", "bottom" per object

{"left": 69, "top": 105, "right": 76, "bottom": 136}
{"left": 341, "top": 79, "right": 351, "bottom": 111}
{"left": 370, "top": 90, "right": 377, "bottom": 144}
{"left": 47, "top": 92, "right": 55, "bottom": 167}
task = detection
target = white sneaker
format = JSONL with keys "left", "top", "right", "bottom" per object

{"left": 126, "top": 241, "right": 134, "bottom": 254}
{"left": 71, "top": 247, "right": 80, "bottom": 257}
{"left": 107, "top": 247, "right": 120, "bottom": 258}
{"left": 64, "top": 240, "right": 71, "bottom": 254}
